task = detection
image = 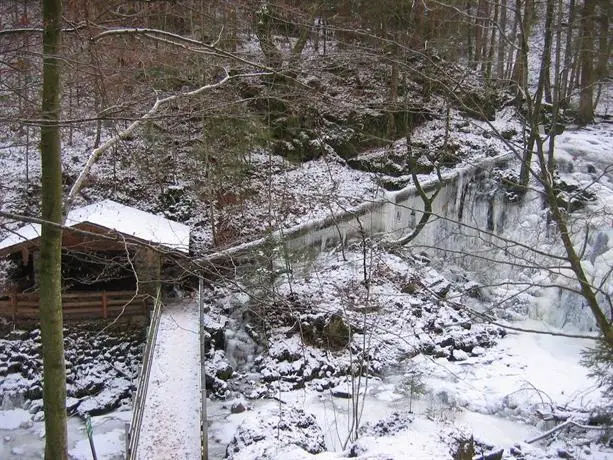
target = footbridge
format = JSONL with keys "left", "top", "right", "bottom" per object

{"left": 125, "top": 293, "right": 206, "bottom": 460}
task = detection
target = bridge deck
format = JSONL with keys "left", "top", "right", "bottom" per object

{"left": 135, "top": 299, "right": 201, "bottom": 460}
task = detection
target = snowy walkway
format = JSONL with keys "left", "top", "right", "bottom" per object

{"left": 136, "top": 299, "right": 201, "bottom": 460}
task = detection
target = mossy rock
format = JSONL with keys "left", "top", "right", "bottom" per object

{"left": 294, "top": 312, "right": 352, "bottom": 351}
{"left": 323, "top": 314, "right": 351, "bottom": 350}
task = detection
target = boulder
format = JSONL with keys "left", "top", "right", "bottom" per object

{"left": 225, "top": 405, "right": 326, "bottom": 459}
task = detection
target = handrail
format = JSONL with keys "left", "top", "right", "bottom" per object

{"left": 125, "top": 288, "right": 163, "bottom": 460}
{"left": 199, "top": 278, "right": 208, "bottom": 460}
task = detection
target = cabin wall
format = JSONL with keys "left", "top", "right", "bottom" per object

{"left": 135, "top": 248, "right": 161, "bottom": 298}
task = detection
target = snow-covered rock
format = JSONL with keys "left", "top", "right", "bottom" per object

{"left": 225, "top": 406, "right": 326, "bottom": 459}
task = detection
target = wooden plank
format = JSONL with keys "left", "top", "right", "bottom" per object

{"left": 0, "top": 289, "right": 151, "bottom": 321}
{"left": 102, "top": 292, "right": 108, "bottom": 318}
{"left": 62, "top": 291, "right": 106, "bottom": 299}
{"left": 63, "top": 301, "right": 105, "bottom": 308}
{"left": 15, "top": 302, "right": 39, "bottom": 308}
{"left": 107, "top": 292, "right": 146, "bottom": 298}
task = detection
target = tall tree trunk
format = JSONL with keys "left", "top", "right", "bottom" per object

{"left": 553, "top": 0, "right": 564, "bottom": 107}
{"left": 512, "top": 0, "right": 532, "bottom": 96}
{"left": 593, "top": 0, "right": 610, "bottom": 109}
{"left": 465, "top": 0, "right": 473, "bottom": 64}
{"left": 485, "top": 0, "right": 498, "bottom": 82}
{"left": 474, "top": 0, "right": 485, "bottom": 66}
{"left": 543, "top": 0, "right": 555, "bottom": 102}
{"left": 505, "top": 0, "right": 519, "bottom": 80}
{"left": 255, "top": 2, "right": 282, "bottom": 68}
{"left": 550, "top": 0, "right": 564, "bottom": 171}
{"left": 561, "top": 0, "right": 577, "bottom": 102}
{"left": 387, "top": 40, "right": 399, "bottom": 138}
{"left": 520, "top": 0, "right": 554, "bottom": 188}
{"left": 496, "top": 0, "right": 507, "bottom": 81}
{"left": 40, "top": 0, "right": 67, "bottom": 459}
{"left": 576, "top": 0, "right": 596, "bottom": 124}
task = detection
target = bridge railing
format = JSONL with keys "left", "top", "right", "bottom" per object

{"left": 199, "top": 277, "right": 208, "bottom": 460}
{"left": 125, "top": 288, "right": 163, "bottom": 460}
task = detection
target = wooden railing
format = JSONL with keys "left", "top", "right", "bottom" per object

{"left": 0, "top": 290, "right": 148, "bottom": 321}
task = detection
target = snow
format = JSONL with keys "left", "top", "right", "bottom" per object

{"left": 418, "top": 319, "right": 604, "bottom": 418}
{"left": 0, "top": 199, "right": 190, "bottom": 253}
{"left": 68, "top": 428, "right": 124, "bottom": 460}
{"left": 0, "top": 409, "right": 31, "bottom": 430}
{"left": 135, "top": 299, "right": 201, "bottom": 460}
{"left": 0, "top": 411, "right": 131, "bottom": 460}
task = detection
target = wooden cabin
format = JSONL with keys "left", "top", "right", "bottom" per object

{"left": 0, "top": 200, "right": 190, "bottom": 321}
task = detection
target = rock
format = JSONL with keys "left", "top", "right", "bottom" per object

{"left": 433, "top": 346, "right": 450, "bottom": 358}
{"left": 450, "top": 349, "right": 469, "bottom": 361}
{"left": 0, "top": 324, "right": 144, "bottom": 417}
{"left": 207, "top": 350, "right": 234, "bottom": 381}
{"left": 428, "top": 278, "right": 451, "bottom": 298}
{"left": 205, "top": 373, "right": 228, "bottom": 397}
{"left": 292, "top": 312, "right": 351, "bottom": 350}
{"left": 359, "top": 412, "right": 413, "bottom": 437}
{"left": 331, "top": 389, "right": 352, "bottom": 399}
{"left": 202, "top": 314, "right": 227, "bottom": 350}
{"left": 471, "top": 346, "right": 485, "bottom": 356}
{"left": 231, "top": 402, "right": 247, "bottom": 414}
{"left": 28, "top": 399, "right": 43, "bottom": 415}
{"left": 464, "top": 281, "right": 483, "bottom": 299}
{"left": 476, "top": 448, "right": 504, "bottom": 460}
{"left": 225, "top": 406, "right": 326, "bottom": 459}
{"left": 66, "top": 397, "right": 81, "bottom": 414}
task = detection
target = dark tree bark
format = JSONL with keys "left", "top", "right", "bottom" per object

{"left": 561, "top": 0, "right": 577, "bottom": 102}
{"left": 40, "top": 0, "right": 67, "bottom": 458}
{"left": 594, "top": 0, "right": 611, "bottom": 109}
{"left": 255, "top": 3, "right": 282, "bottom": 68}
{"left": 496, "top": 0, "right": 507, "bottom": 80}
{"left": 512, "top": 0, "right": 532, "bottom": 95}
{"left": 576, "top": 0, "right": 596, "bottom": 124}
{"left": 485, "top": 0, "right": 498, "bottom": 82}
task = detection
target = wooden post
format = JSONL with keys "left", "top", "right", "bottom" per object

{"left": 102, "top": 292, "right": 108, "bottom": 318}
{"left": 11, "top": 293, "right": 17, "bottom": 323}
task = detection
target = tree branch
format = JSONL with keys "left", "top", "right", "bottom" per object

{"left": 63, "top": 69, "right": 270, "bottom": 215}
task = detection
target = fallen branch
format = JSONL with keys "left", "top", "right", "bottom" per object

{"left": 525, "top": 420, "right": 609, "bottom": 444}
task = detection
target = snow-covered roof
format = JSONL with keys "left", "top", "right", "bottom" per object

{"left": 0, "top": 199, "right": 190, "bottom": 253}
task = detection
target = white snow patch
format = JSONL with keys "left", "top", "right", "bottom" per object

{"left": 0, "top": 199, "right": 190, "bottom": 253}
{"left": 0, "top": 409, "right": 31, "bottom": 430}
